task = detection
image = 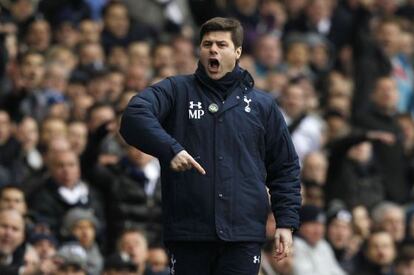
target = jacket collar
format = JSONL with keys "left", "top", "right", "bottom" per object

{"left": 194, "top": 66, "right": 255, "bottom": 116}
{"left": 218, "top": 80, "right": 250, "bottom": 116}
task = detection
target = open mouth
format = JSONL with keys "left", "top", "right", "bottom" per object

{"left": 208, "top": 58, "right": 220, "bottom": 72}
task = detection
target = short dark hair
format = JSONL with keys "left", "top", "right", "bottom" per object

{"left": 200, "top": 17, "right": 244, "bottom": 48}
{"left": 377, "top": 16, "right": 402, "bottom": 30}
{"left": 86, "top": 103, "right": 114, "bottom": 122}
{"left": 102, "top": 0, "right": 128, "bottom": 18}
{"left": 116, "top": 227, "right": 148, "bottom": 250}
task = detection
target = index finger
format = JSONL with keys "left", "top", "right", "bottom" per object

{"left": 278, "top": 240, "right": 285, "bottom": 255}
{"left": 274, "top": 234, "right": 280, "bottom": 253}
{"left": 189, "top": 157, "right": 206, "bottom": 175}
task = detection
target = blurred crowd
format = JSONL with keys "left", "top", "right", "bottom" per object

{"left": 0, "top": 0, "right": 414, "bottom": 274}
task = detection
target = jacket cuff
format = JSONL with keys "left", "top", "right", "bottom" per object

{"left": 165, "top": 141, "right": 184, "bottom": 163}
{"left": 275, "top": 216, "right": 300, "bottom": 231}
{"left": 277, "top": 226, "right": 296, "bottom": 233}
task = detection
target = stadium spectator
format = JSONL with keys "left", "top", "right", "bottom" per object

{"left": 28, "top": 149, "right": 104, "bottom": 235}
{"left": 326, "top": 207, "right": 357, "bottom": 273}
{"left": 116, "top": 228, "right": 156, "bottom": 275}
{"left": 293, "top": 204, "right": 345, "bottom": 274}
{"left": 91, "top": 144, "right": 163, "bottom": 249}
{"left": 301, "top": 151, "right": 328, "bottom": 185}
{"left": 280, "top": 84, "right": 325, "bottom": 163}
{"left": 147, "top": 246, "right": 169, "bottom": 274}
{"left": 0, "top": 110, "right": 21, "bottom": 185}
{"left": 371, "top": 202, "right": 406, "bottom": 243}
{"left": 353, "top": 230, "right": 396, "bottom": 275}
{"left": 61, "top": 207, "right": 103, "bottom": 275}
{"left": 0, "top": 209, "right": 28, "bottom": 274}
{"left": 354, "top": 76, "right": 409, "bottom": 203}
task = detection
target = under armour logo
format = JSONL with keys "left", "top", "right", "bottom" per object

{"left": 253, "top": 255, "right": 260, "bottom": 264}
{"left": 189, "top": 101, "right": 204, "bottom": 119}
{"left": 189, "top": 101, "right": 202, "bottom": 109}
{"left": 170, "top": 254, "right": 176, "bottom": 275}
{"left": 243, "top": 96, "right": 252, "bottom": 113}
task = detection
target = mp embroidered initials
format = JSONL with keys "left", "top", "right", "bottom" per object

{"left": 189, "top": 101, "right": 205, "bottom": 119}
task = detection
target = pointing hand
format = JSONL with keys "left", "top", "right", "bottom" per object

{"left": 170, "top": 150, "right": 206, "bottom": 175}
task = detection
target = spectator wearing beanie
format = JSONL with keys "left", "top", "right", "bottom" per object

{"left": 326, "top": 207, "right": 358, "bottom": 274}
{"left": 61, "top": 207, "right": 103, "bottom": 275}
{"left": 55, "top": 242, "right": 88, "bottom": 275}
{"left": 29, "top": 232, "right": 58, "bottom": 261}
{"left": 293, "top": 204, "right": 346, "bottom": 275}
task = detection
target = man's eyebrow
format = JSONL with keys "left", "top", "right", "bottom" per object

{"left": 203, "top": 40, "right": 228, "bottom": 43}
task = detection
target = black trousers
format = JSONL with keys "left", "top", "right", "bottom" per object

{"left": 165, "top": 241, "right": 263, "bottom": 275}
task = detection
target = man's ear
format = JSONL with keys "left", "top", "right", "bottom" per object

{"left": 236, "top": 47, "right": 242, "bottom": 59}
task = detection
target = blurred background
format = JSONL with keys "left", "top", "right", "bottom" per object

{"left": 0, "top": 0, "right": 414, "bottom": 274}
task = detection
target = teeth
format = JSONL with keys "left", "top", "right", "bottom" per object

{"left": 209, "top": 59, "right": 219, "bottom": 67}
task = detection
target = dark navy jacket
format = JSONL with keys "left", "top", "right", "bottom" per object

{"left": 120, "top": 69, "right": 301, "bottom": 242}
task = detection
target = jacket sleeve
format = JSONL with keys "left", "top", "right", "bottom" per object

{"left": 120, "top": 78, "right": 184, "bottom": 163}
{"left": 265, "top": 101, "right": 301, "bottom": 230}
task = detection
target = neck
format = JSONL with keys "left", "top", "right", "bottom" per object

{"left": 380, "top": 264, "right": 392, "bottom": 273}
{"left": 287, "top": 110, "right": 305, "bottom": 120}
{"left": 404, "top": 140, "right": 414, "bottom": 153}
{"left": 379, "top": 106, "right": 396, "bottom": 116}
{"left": 60, "top": 181, "right": 78, "bottom": 189}
{"left": 196, "top": 62, "right": 243, "bottom": 98}
{"left": 138, "top": 263, "right": 146, "bottom": 275}
{"left": 0, "top": 136, "right": 10, "bottom": 146}
{"left": 0, "top": 253, "right": 11, "bottom": 265}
